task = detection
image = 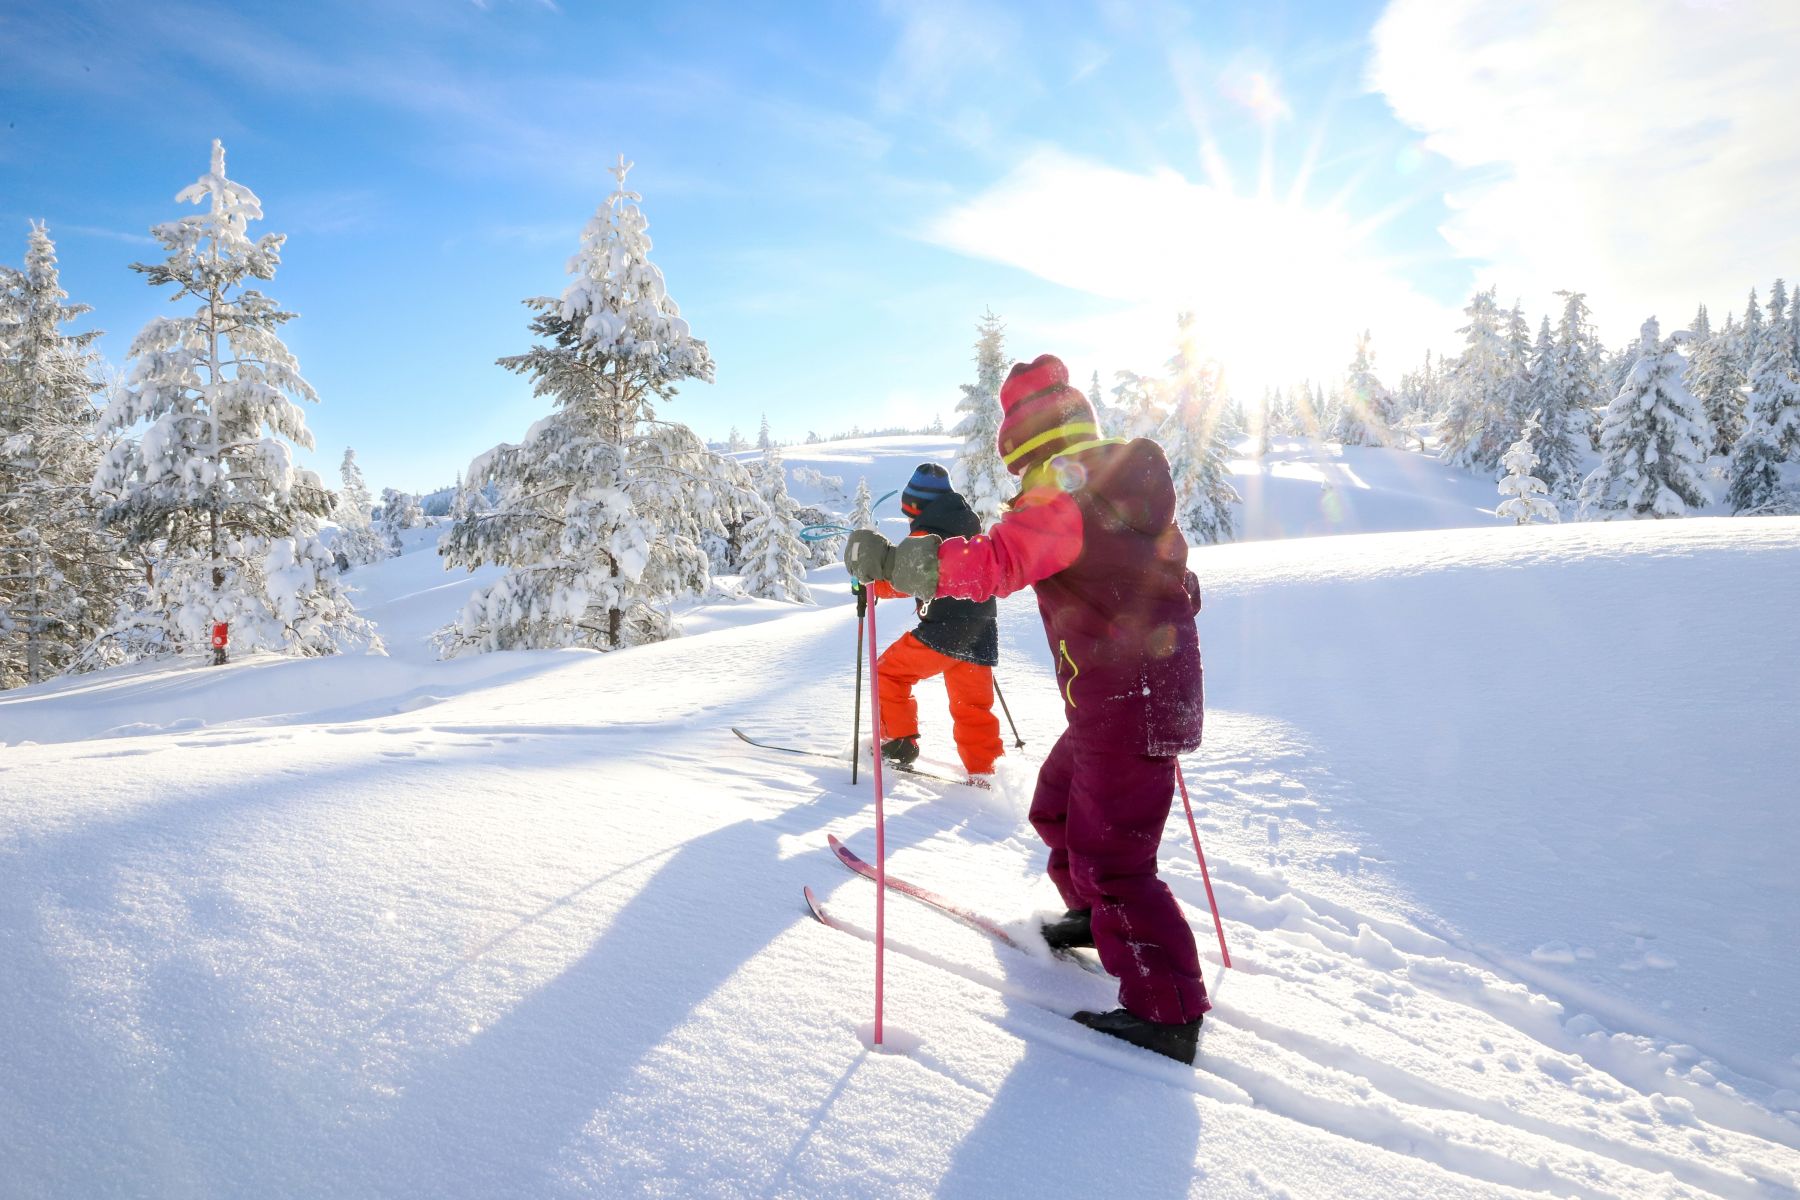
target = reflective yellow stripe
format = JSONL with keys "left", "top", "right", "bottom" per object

{"left": 1002, "top": 421, "right": 1100, "bottom": 467}
{"left": 1019, "top": 437, "right": 1128, "bottom": 492}
{"left": 1058, "top": 639, "right": 1079, "bottom": 708}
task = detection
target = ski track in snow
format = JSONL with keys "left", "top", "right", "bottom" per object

{"left": 2, "top": 444, "right": 1798, "bottom": 1199}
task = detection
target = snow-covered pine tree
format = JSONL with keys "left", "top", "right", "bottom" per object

{"left": 1686, "top": 316, "right": 1746, "bottom": 458}
{"left": 1156, "top": 313, "right": 1239, "bottom": 544}
{"left": 1521, "top": 290, "right": 1595, "bottom": 496}
{"left": 333, "top": 448, "right": 388, "bottom": 566}
{"left": 1727, "top": 301, "right": 1800, "bottom": 514}
{"left": 1577, "top": 318, "right": 1712, "bottom": 519}
{"left": 848, "top": 477, "right": 876, "bottom": 530}
{"left": 378, "top": 486, "right": 424, "bottom": 542}
{"left": 1251, "top": 387, "right": 1273, "bottom": 456}
{"left": 1087, "top": 369, "right": 1108, "bottom": 432}
{"left": 1334, "top": 330, "right": 1393, "bottom": 446}
{"left": 757, "top": 414, "right": 772, "bottom": 451}
{"left": 1108, "top": 370, "right": 1163, "bottom": 440}
{"left": 1439, "top": 288, "right": 1514, "bottom": 473}
{"left": 1690, "top": 303, "right": 1712, "bottom": 343}
{"left": 0, "top": 223, "right": 126, "bottom": 687}
{"left": 738, "top": 444, "right": 813, "bottom": 603}
{"left": 1266, "top": 384, "right": 1297, "bottom": 439}
{"left": 1736, "top": 288, "right": 1764, "bottom": 379}
{"left": 1495, "top": 415, "right": 1560, "bottom": 526}
{"left": 438, "top": 155, "right": 748, "bottom": 654}
{"left": 91, "top": 141, "right": 376, "bottom": 667}
{"left": 948, "top": 309, "right": 1011, "bottom": 526}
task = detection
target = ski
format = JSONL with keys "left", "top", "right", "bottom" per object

{"left": 803, "top": 885, "right": 1220, "bottom": 1079}
{"left": 826, "top": 834, "right": 1106, "bottom": 975}
{"left": 730, "top": 727, "right": 982, "bottom": 788}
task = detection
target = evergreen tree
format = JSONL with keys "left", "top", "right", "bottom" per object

{"left": 1440, "top": 287, "right": 1510, "bottom": 472}
{"left": 727, "top": 425, "right": 744, "bottom": 452}
{"left": 1086, "top": 369, "right": 1109, "bottom": 432}
{"left": 757, "top": 413, "right": 772, "bottom": 451}
{"left": 948, "top": 308, "right": 1011, "bottom": 526}
{"left": 739, "top": 444, "right": 813, "bottom": 603}
{"left": 1737, "top": 288, "right": 1765, "bottom": 378}
{"left": 1334, "top": 330, "right": 1393, "bottom": 446}
{"left": 1157, "top": 313, "right": 1239, "bottom": 544}
{"left": 1686, "top": 316, "right": 1746, "bottom": 457}
{"left": 333, "top": 448, "right": 388, "bottom": 566}
{"left": 91, "top": 141, "right": 376, "bottom": 667}
{"left": 1690, "top": 302, "right": 1711, "bottom": 342}
{"left": 848, "top": 477, "right": 876, "bottom": 530}
{"left": 1495, "top": 416, "right": 1560, "bottom": 525}
{"left": 1727, "top": 301, "right": 1800, "bottom": 514}
{"left": 1533, "top": 291, "right": 1601, "bottom": 497}
{"left": 1109, "top": 369, "right": 1163, "bottom": 440}
{"left": 438, "top": 155, "right": 747, "bottom": 655}
{"left": 0, "top": 224, "right": 125, "bottom": 687}
{"left": 1577, "top": 318, "right": 1712, "bottom": 519}
{"left": 1266, "top": 384, "right": 1297, "bottom": 439}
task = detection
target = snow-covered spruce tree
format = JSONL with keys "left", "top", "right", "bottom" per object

{"left": 949, "top": 308, "right": 1011, "bottom": 526}
{"left": 1496, "top": 416, "right": 1560, "bottom": 526}
{"left": 738, "top": 444, "right": 813, "bottom": 603}
{"left": 91, "top": 141, "right": 376, "bottom": 667}
{"left": 1530, "top": 290, "right": 1601, "bottom": 497}
{"left": 333, "top": 448, "right": 388, "bottom": 566}
{"left": 757, "top": 413, "right": 772, "bottom": 451}
{"left": 1156, "top": 313, "right": 1239, "bottom": 544}
{"left": 1109, "top": 370, "right": 1164, "bottom": 440}
{"left": 849, "top": 476, "right": 876, "bottom": 531}
{"left": 1439, "top": 287, "right": 1512, "bottom": 473}
{"left": 1266, "top": 384, "right": 1297, "bottom": 439}
{"left": 0, "top": 224, "right": 127, "bottom": 687}
{"left": 376, "top": 487, "right": 423, "bottom": 552}
{"left": 1577, "top": 318, "right": 1712, "bottom": 519}
{"left": 1727, "top": 308, "right": 1800, "bottom": 514}
{"left": 1334, "top": 330, "right": 1393, "bottom": 446}
{"left": 438, "top": 155, "right": 749, "bottom": 654}
{"left": 1736, "top": 288, "right": 1765, "bottom": 379}
{"left": 1686, "top": 316, "right": 1746, "bottom": 458}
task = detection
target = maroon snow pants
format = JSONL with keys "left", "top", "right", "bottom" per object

{"left": 1030, "top": 729, "right": 1210, "bottom": 1024}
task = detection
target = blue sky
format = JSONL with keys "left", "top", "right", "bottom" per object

{"left": 4, "top": 0, "right": 1794, "bottom": 494}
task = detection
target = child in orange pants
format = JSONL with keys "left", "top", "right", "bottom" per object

{"left": 866, "top": 464, "right": 1003, "bottom": 779}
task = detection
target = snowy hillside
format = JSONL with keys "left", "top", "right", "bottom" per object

{"left": 2, "top": 442, "right": 1799, "bottom": 1198}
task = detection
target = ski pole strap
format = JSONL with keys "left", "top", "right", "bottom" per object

{"left": 801, "top": 523, "right": 856, "bottom": 542}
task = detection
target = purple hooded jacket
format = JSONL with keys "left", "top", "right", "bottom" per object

{"left": 934, "top": 438, "right": 1204, "bottom": 756}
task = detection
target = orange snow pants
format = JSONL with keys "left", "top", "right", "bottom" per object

{"left": 876, "top": 631, "right": 1003, "bottom": 776}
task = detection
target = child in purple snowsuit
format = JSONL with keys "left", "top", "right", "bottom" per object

{"left": 845, "top": 353, "right": 1209, "bottom": 1064}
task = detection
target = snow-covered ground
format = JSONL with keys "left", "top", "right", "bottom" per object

{"left": 3, "top": 437, "right": 1798, "bottom": 1198}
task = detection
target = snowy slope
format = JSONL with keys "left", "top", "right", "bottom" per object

{"left": 3, "top": 450, "right": 1799, "bottom": 1197}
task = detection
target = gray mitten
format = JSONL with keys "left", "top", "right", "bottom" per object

{"left": 845, "top": 529, "right": 895, "bottom": 585}
{"left": 890, "top": 534, "right": 942, "bottom": 598}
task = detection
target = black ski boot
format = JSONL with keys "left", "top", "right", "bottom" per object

{"left": 1041, "top": 907, "right": 1094, "bottom": 950}
{"left": 1072, "top": 1008, "right": 1202, "bottom": 1065}
{"left": 880, "top": 735, "right": 919, "bottom": 766}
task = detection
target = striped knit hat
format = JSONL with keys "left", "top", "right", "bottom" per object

{"left": 901, "top": 462, "right": 953, "bottom": 516}
{"left": 996, "top": 354, "right": 1101, "bottom": 476}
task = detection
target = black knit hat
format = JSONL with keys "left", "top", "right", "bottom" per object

{"left": 901, "top": 462, "right": 953, "bottom": 516}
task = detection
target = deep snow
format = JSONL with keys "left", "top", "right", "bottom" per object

{"left": 3, "top": 436, "right": 1798, "bottom": 1199}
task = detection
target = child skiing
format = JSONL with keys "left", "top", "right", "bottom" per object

{"left": 863, "top": 463, "right": 1003, "bottom": 782}
{"left": 846, "top": 354, "right": 1210, "bottom": 1064}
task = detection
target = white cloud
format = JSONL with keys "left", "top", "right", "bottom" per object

{"left": 1369, "top": 0, "right": 1800, "bottom": 342}
{"left": 923, "top": 147, "right": 1455, "bottom": 393}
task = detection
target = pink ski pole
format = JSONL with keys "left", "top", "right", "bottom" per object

{"left": 865, "top": 598, "right": 887, "bottom": 1043}
{"left": 1175, "top": 761, "right": 1231, "bottom": 969}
